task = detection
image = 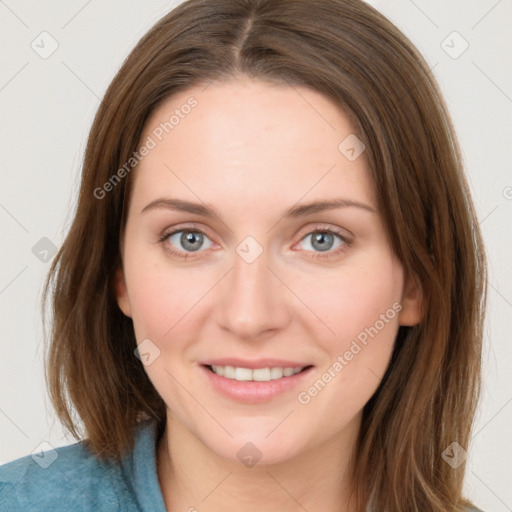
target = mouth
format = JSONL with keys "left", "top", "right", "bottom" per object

{"left": 203, "top": 364, "right": 314, "bottom": 382}
{"left": 199, "top": 361, "right": 315, "bottom": 403}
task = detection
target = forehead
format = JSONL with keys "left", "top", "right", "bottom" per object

{"left": 131, "top": 78, "right": 375, "bottom": 215}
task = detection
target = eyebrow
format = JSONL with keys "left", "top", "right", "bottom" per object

{"left": 141, "top": 197, "right": 376, "bottom": 220}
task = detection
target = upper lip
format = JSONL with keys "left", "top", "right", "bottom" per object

{"left": 200, "top": 358, "right": 313, "bottom": 370}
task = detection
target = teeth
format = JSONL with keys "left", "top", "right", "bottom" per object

{"left": 253, "top": 368, "right": 271, "bottom": 381}
{"left": 210, "top": 365, "right": 304, "bottom": 381}
{"left": 235, "top": 367, "right": 253, "bottom": 381}
{"left": 270, "top": 367, "right": 284, "bottom": 379}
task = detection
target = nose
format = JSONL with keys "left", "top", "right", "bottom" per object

{"left": 215, "top": 247, "right": 291, "bottom": 341}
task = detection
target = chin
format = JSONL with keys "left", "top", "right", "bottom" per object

{"left": 203, "top": 431, "right": 306, "bottom": 468}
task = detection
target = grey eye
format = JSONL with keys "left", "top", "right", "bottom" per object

{"left": 299, "top": 231, "right": 344, "bottom": 252}
{"left": 168, "top": 230, "right": 213, "bottom": 252}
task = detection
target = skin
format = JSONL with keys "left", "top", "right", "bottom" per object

{"left": 115, "top": 77, "right": 422, "bottom": 512}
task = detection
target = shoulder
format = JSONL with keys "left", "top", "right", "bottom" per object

{"left": 0, "top": 438, "right": 138, "bottom": 512}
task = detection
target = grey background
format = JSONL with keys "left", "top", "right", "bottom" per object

{"left": 1, "top": 1, "right": 511, "bottom": 510}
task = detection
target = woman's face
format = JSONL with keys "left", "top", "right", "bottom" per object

{"left": 116, "top": 77, "right": 421, "bottom": 464}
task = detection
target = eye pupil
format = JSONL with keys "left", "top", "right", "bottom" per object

{"left": 312, "top": 232, "right": 334, "bottom": 252}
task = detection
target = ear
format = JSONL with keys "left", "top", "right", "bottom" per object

{"left": 399, "top": 272, "right": 423, "bottom": 326}
{"left": 114, "top": 265, "right": 132, "bottom": 318}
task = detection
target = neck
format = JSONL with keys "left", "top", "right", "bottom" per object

{"left": 156, "top": 411, "right": 364, "bottom": 512}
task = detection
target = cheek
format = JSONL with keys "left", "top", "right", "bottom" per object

{"left": 294, "top": 253, "right": 403, "bottom": 336}
{"left": 123, "top": 241, "right": 214, "bottom": 342}
{"left": 293, "top": 255, "right": 402, "bottom": 412}
{"left": 123, "top": 253, "right": 207, "bottom": 405}
{"left": 299, "top": 254, "right": 401, "bottom": 358}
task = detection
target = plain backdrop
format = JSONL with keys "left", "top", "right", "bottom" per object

{"left": 1, "top": 1, "right": 511, "bottom": 510}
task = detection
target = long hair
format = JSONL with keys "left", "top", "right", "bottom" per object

{"left": 42, "top": 1, "right": 487, "bottom": 510}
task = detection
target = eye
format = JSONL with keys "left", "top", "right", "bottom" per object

{"left": 159, "top": 228, "right": 214, "bottom": 258}
{"left": 159, "top": 225, "right": 351, "bottom": 260}
{"left": 296, "top": 228, "right": 351, "bottom": 257}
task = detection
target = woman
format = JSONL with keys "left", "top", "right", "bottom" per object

{"left": 0, "top": 0, "right": 486, "bottom": 510}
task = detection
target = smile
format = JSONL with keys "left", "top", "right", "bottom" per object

{"left": 200, "top": 363, "right": 315, "bottom": 403}
{"left": 206, "top": 364, "right": 310, "bottom": 381}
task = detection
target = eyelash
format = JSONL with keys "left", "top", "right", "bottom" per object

{"left": 158, "top": 224, "right": 352, "bottom": 261}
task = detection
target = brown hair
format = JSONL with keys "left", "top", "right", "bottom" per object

{"left": 42, "top": 0, "right": 487, "bottom": 510}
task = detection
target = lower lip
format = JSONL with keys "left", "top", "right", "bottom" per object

{"left": 199, "top": 365, "right": 314, "bottom": 404}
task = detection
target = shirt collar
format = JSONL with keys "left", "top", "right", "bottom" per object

{"left": 122, "top": 419, "right": 167, "bottom": 512}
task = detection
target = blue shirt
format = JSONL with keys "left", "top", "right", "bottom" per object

{"left": 0, "top": 420, "right": 167, "bottom": 511}
{"left": 0, "top": 420, "right": 484, "bottom": 511}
